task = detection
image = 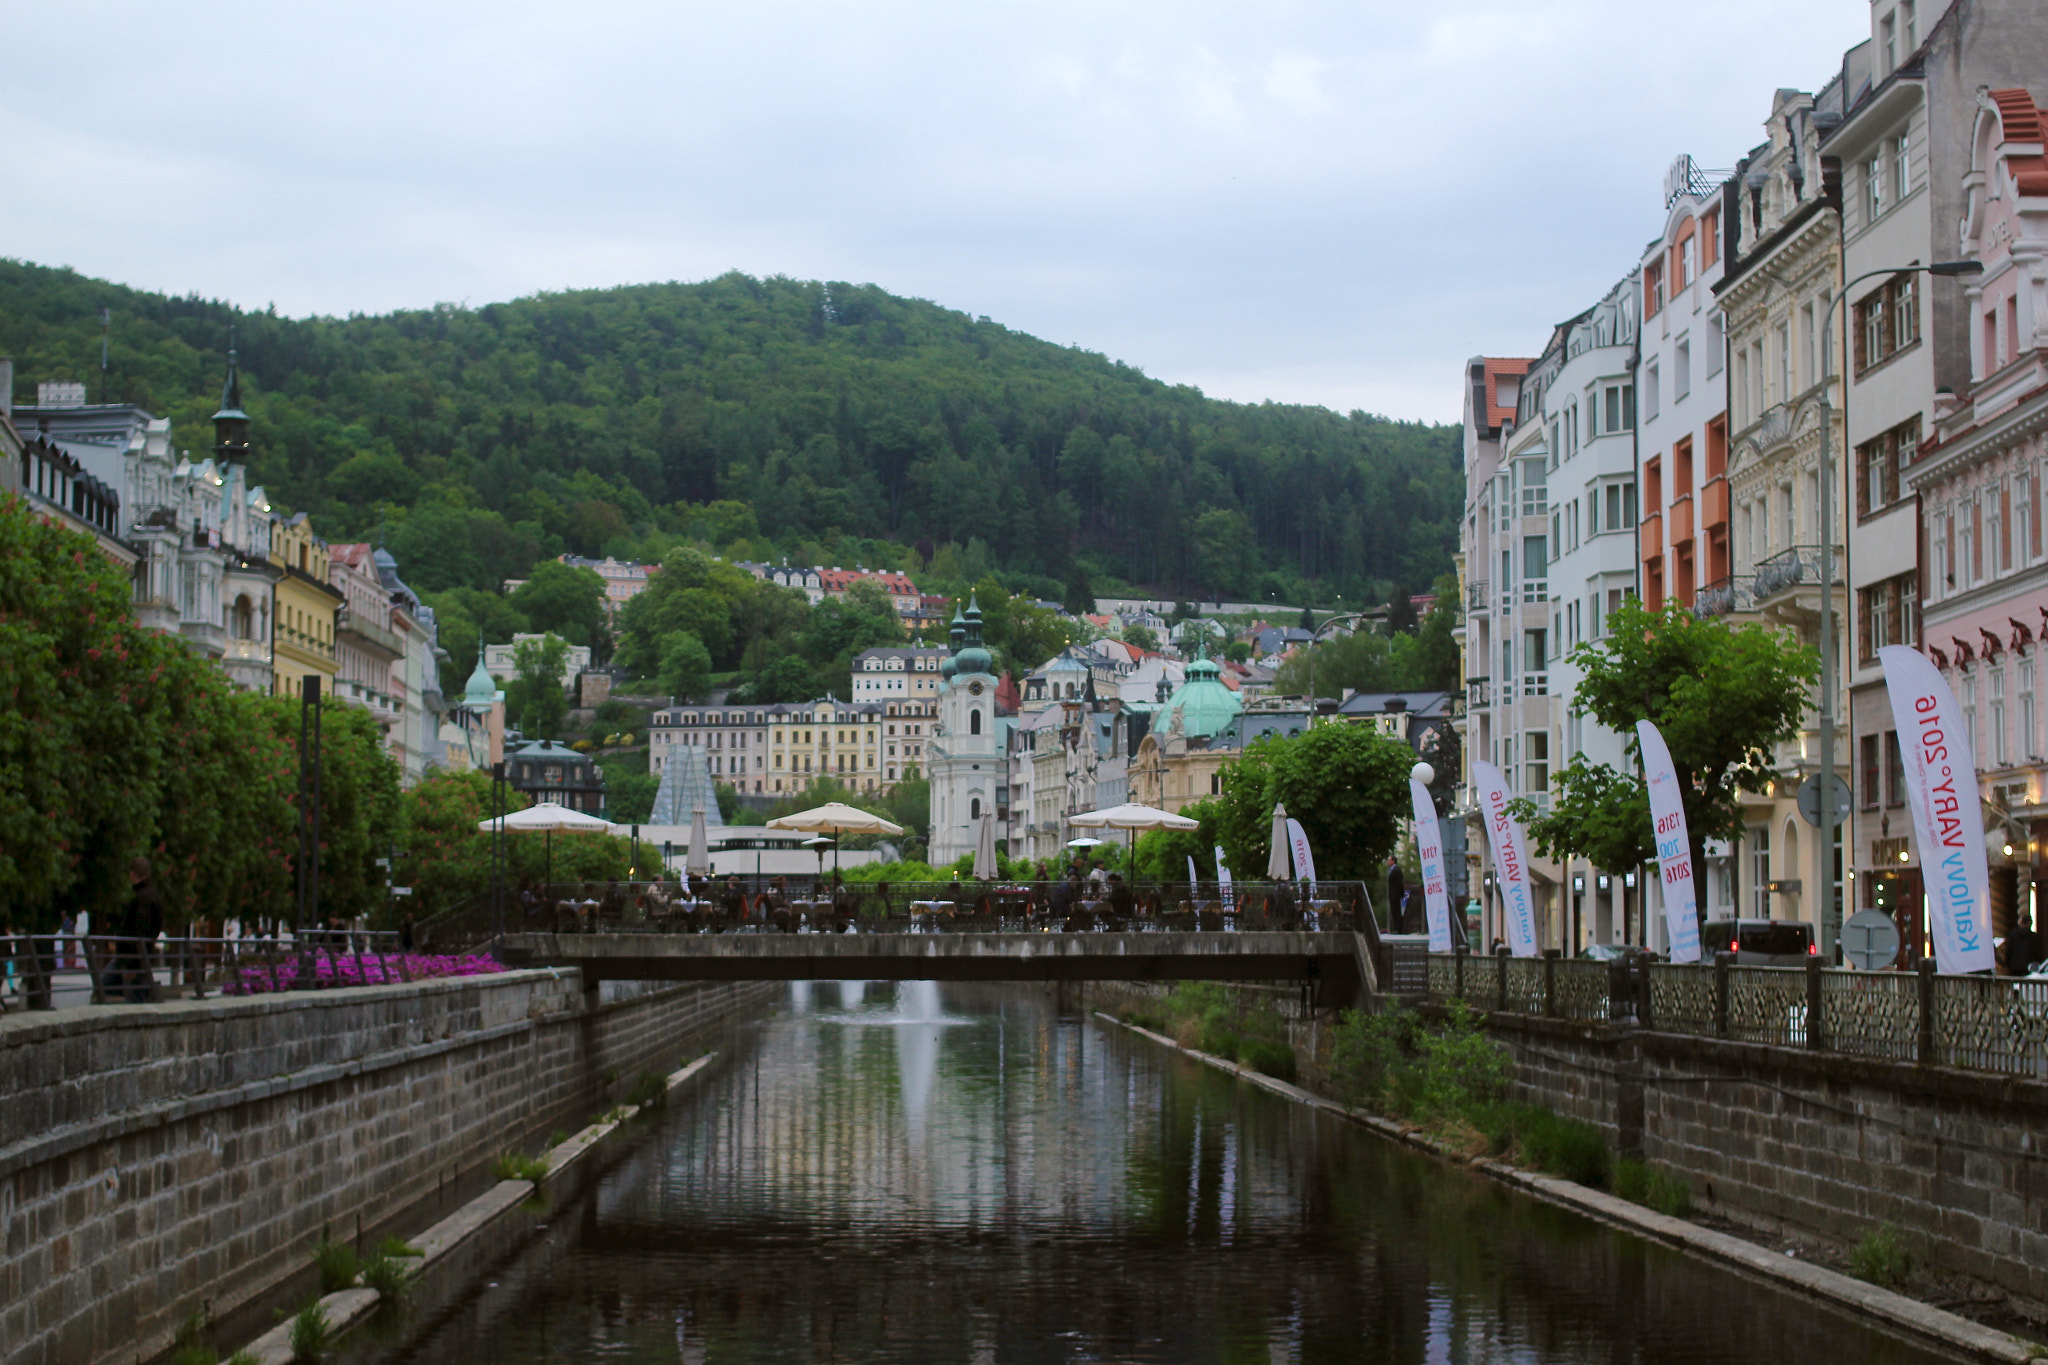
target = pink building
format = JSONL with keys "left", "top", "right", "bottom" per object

{"left": 1904, "top": 88, "right": 2048, "bottom": 951}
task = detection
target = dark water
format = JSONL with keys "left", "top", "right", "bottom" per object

{"left": 387, "top": 983, "right": 1965, "bottom": 1364}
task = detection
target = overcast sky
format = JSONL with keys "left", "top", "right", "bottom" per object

{"left": 6, "top": 1, "right": 1869, "bottom": 424}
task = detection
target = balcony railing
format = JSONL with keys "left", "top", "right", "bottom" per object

{"left": 1467, "top": 676, "right": 1492, "bottom": 708}
{"left": 1752, "top": 545, "right": 1837, "bottom": 602}
{"left": 1693, "top": 576, "right": 1753, "bottom": 619}
{"left": 223, "top": 638, "right": 272, "bottom": 665}
{"left": 1468, "top": 579, "right": 1489, "bottom": 610}
{"left": 337, "top": 605, "right": 403, "bottom": 657}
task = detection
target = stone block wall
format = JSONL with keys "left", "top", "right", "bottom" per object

{"left": 1475, "top": 1010, "right": 2048, "bottom": 1308}
{"left": 0, "top": 971, "right": 779, "bottom": 1365}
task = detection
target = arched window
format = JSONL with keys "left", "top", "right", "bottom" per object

{"left": 970, "top": 710, "right": 982, "bottom": 735}
{"left": 971, "top": 797, "right": 982, "bottom": 819}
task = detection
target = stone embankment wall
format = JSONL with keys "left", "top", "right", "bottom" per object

{"left": 1481, "top": 1013, "right": 2048, "bottom": 1309}
{"left": 0, "top": 971, "right": 779, "bottom": 1365}
{"left": 1089, "top": 979, "right": 2048, "bottom": 1311}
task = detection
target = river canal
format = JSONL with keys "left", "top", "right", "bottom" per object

{"left": 387, "top": 982, "right": 1965, "bottom": 1364}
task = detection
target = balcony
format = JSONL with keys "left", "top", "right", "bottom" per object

{"left": 1467, "top": 579, "right": 1489, "bottom": 611}
{"left": 336, "top": 604, "right": 403, "bottom": 659}
{"left": 1693, "top": 576, "right": 1754, "bottom": 620}
{"left": 1640, "top": 511, "right": 1663, "bottom": 561}
{"left": 1467, "top": 676, "right": 1492, "bottom": 708}
{"left": 1751, "top": 544, "right": 1840, "bottom": 627}
{"left": 1701, "top": 476, "right": 1729, "bottom": 529}
{"left": 1668, "top": 495, "right": 1694, "bottom": 545}
{"left": 223, "top": 638, "right": 273, "bottom": 666}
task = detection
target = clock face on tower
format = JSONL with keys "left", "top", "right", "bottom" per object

{"left": 968, "top": 680, "right": 985, "bottom": 696}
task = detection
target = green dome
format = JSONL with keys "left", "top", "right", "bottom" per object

{"left": 463, "top": 645, "right": 497, "bottom": 711}
{"left": 953, "top": 645, "right": 993, "bottom": 677}
{"left": 1164, "top": 654, "right": 1241, "bottom": 739}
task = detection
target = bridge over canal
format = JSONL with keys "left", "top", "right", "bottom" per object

{"left": 497, "top": 930, "right": 1376, "bottom": 1008}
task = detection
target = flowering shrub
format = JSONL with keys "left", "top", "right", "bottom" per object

{"left": 224, "top": 951, "right": 503, "bottom": 994}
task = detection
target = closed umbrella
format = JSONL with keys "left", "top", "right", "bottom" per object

{"left": 1266, "top": 802, "right": 1292, "bottom": 880}
{"left": 687, "top": 805, "right": 711, "bottom": 877}
{"left": 477, "top": 801, "right": 618, "bottom": 894}
{"left": 974, "top": 810, "right": 998, "bottom": 880}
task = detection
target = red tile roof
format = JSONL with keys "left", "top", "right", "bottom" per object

{"left": 1483, "top": 358, "right": 1533, "bottom": 431}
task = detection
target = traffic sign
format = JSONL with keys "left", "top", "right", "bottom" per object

{"left": 1841, "top": 908, "right": 1902, "bottom": 970}
{"left": 1797, "top": 773, "right": 1853, "bottom": 827}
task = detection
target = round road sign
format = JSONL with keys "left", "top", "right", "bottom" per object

{"left": 1841, "top": 908, "right": 1902, "bottom": 970}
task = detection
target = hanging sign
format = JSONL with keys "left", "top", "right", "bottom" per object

{"left": 1411, "top": 777, "right": 1452, "bottom": 952}
{"left": 1879, "top": 646, "right": 1995, "bottom": 973}
{"left": 1286, "top": 818, "right": 1317, "bottom": 886}
{"left": 1635, "top": 719, "right": 1703, "bottom": 964}
{"left": 1472, "top": 759, "right": 1539, "bottom": 957}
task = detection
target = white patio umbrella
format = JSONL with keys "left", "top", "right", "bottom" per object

{"left": 687, "top": 805, "right": 712, "bottom": 877}
{"left": 477, "top": 801, "right": 618, "bottom": 892}
{"left": 1068, "top": 802, "right": 1198, "bottom": 863}
{"left": 769, "top": 802, "right": 904, "bottom": 878}
{"left": 973, "top": 811, "right": 998, "bottom": 880}
{"left": 767, "top": 802, "right": 907, "bottom": 836}
{"left": 1266, "top": 802, "right": 1292, "bottom": 880}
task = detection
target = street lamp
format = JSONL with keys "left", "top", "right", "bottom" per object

{"left": 1304, "top": 611, "right": 1369, "bottom": 718}
{"left": 1817, "top": 258, "right": 1982, "bottom": 964}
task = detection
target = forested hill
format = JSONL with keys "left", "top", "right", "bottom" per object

{"left": 0, "top": 259, "right": 1459, "bottom": 605}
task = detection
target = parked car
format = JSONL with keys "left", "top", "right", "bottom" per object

{"left": 1699, "top": 918, "right": 1816, "bottom": 966}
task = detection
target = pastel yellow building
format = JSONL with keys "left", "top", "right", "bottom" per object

{"left": 269, "top": 512, "right": 341, "bottom": 699}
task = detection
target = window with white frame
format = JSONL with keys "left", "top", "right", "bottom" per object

{"left": 1706, "top": 312, "right": 1724, "bottom": 376}
{"left": 1993, "top": 666, "right": 2009, "bottom": 767}
{"left": 1867, "top": 152, "right": 1886, "bottom": 222}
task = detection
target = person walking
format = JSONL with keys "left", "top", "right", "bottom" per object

{"left": 1384, "top": 856, "right": 1407, "bottom": 934}
{"left": 116, "top": 856, "right": 164, "bottom": 1003}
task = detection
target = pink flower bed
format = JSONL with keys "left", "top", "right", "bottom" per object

{"left": 224, "top": 951, "right": 504, "bottom": 994}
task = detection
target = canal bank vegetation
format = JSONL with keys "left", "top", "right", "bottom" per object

{"left": 1324, "top": 1002, "right": 1692, "bottom": 1216}
{"left": 1116, "top": 981, "right": 1298, "bottom": 1082}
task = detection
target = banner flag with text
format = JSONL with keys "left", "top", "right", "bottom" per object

{"left": 1879, "top": 645, "right": 1995, "bottom": 974}
{"left": 1411, "top": 777, "right": 1453, "bottom": 952}
{"left": 1472, "top": 759, "right": 1539, "bottom": 957}
{"left": 1635, "top": 719, "right": 1703, "bottom": 964}
{"left": 1216, "top": 847, "right": 1233, "bottom": 894}
{"left": 1285, "top": 818, "right": 1317, "bottom": 887}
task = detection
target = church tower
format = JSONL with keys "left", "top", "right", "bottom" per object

{"left": 927, "top": 594, "right": 1001, "bottom": 866}
{"left": 212, "top": 338, "right": 251, "bottom": 464}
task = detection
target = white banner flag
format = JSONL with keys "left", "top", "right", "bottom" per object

{"left": 1187, "top": 853, "right": 1199, "bottom": 887}
{"left": 1880, "top": 646, "right": 1996, "bottom": 974}
{"left": 1635, "top": 719, "right": 1703, "bottom": 964}
{"left": 1472, "top": 759, "right": 1539, "bottom": 957}
{"left": 1411, "top": 778, "right": 1452, "bottom": 952}
{"left": 1215, "top": 846, "right": 1233, "bottom": 894}
{"left": 1285, "top": 818, "right": 1317, "bottom": 886}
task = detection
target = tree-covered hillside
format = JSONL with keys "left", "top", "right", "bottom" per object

{"left": 0, "top": 260, "right": 1458, "bottom": 606}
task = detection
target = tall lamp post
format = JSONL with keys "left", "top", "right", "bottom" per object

{"left": 1304, "top": 612, "right": 1369, "bottom": 719}
{"left": 1816, "top": 258, "right": 1982, "bottom": 964}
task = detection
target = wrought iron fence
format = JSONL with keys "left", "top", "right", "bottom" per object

{"left": 1693, "top": 575, "right": 1753, "bottom": 619}
{"left": 1422, "top": 950, "right": 2048, "bottom": 1082}
{"left": 0, "top": 931, "right": 422, "bottom": 1011}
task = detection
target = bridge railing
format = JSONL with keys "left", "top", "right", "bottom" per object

{"left": 458, "top": 878, "right": 1376, "bottom": 943}
{"left": 0, "top": 930, "right": 441, "bottom": 1010}
{"left": 1423, "top": 950, "right": 2048, "bottom": 1080}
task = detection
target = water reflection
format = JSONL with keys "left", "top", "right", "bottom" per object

{"left": 387, "top": 983, "right": 1965, "bottom": 1365}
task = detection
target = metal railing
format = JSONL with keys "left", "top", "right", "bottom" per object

{"left": 421, "top": 878, "right": 1377, "bottom": 949}
{"left": 1468, "top": 580, "right": 1489, "bottom": 610}
{"left": 1752, "top": 544, "right": 1837, "bottom": 602}
{"left": 1467, "top": 676, "right": 1492, "bottom": 708}
{"left": 1693, "top": 575, "right": 1753, "bottom": 619}
{"left": 0, "top": 931, "right": 427, "bottom": 1011}
{"left": 1424, "top": 950, "right": 2048, "bottom": 1080}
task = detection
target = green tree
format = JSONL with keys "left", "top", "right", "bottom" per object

{"left": 1213, "top": 724, "right": 1416, "bottom": 881}
{"left": 658, "top": 630, "right": 713, "bottom": 702}
{"left": 251, "top": 694, "right": 403, "bottom": 922}
{"left": 508, "top": 632, "right": 570, "bottom": 737}
{"left": 1122, "top": 623, "right": 1160, "bottom": 653}
{"left": 1132, "top": 799, "right": 1225, "bottom": 882}
{"left": 509, "top": 560, "right": 609, "bottom": 652}
{"left": 399, "top": 769, "right": 534, "bottom": 919}
{"left": 1511, "top": 599, "right": 1821, "bottom": 894}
